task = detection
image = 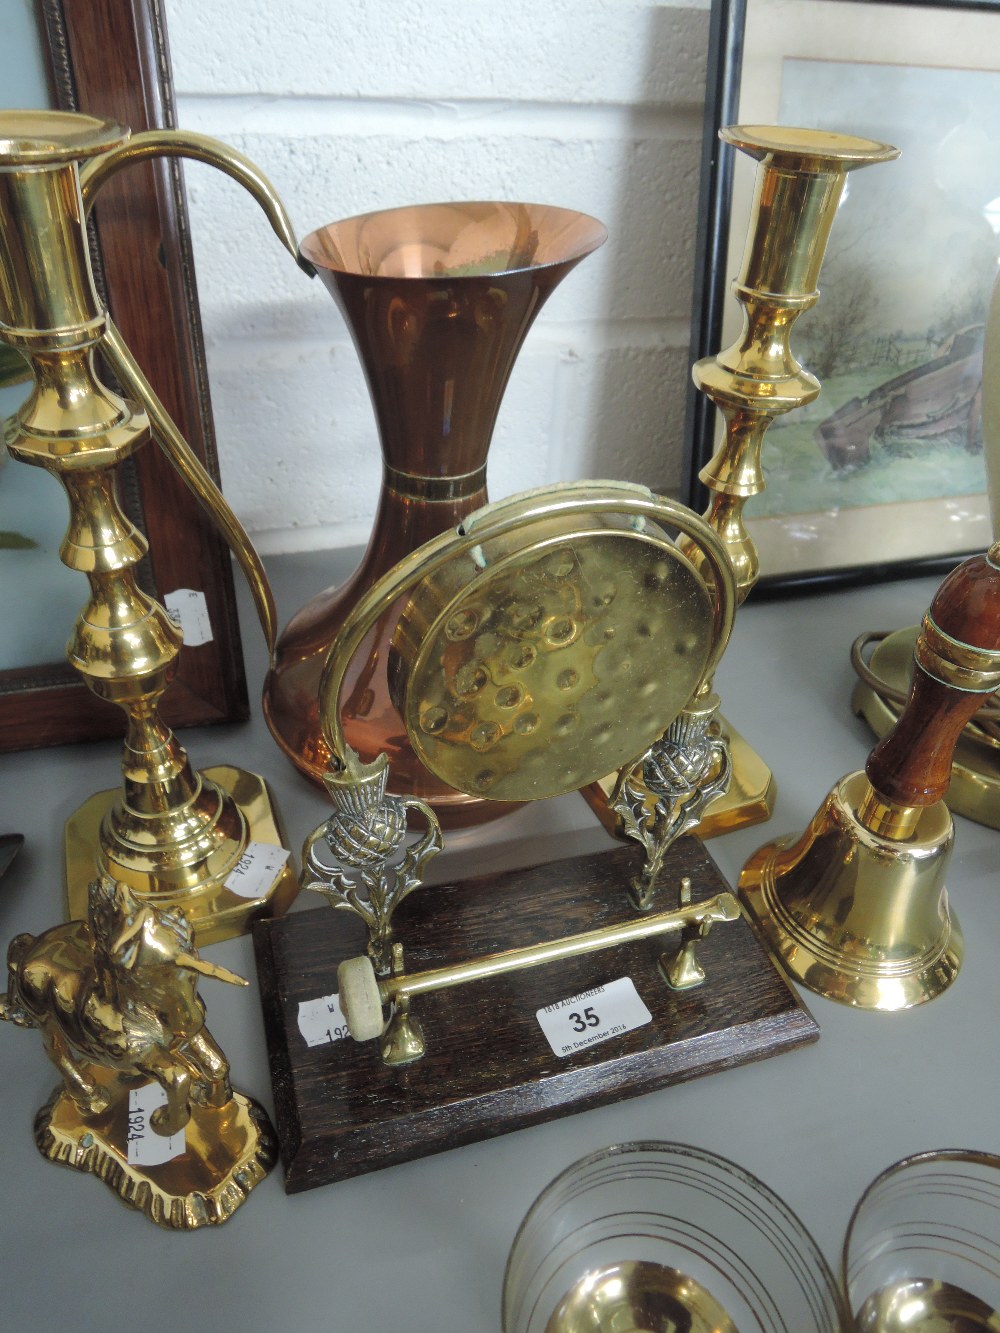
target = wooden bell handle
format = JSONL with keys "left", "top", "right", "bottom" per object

{"left": 866, "top": 547, "right": 1000, "bottom": 808}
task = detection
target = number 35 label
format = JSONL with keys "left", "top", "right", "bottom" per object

{"left": 536, "top": 978, "right": 651, "bottom": 1057}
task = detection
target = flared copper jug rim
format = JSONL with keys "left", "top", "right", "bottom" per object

{"left": 299, "top": 200, "right": 607, "bottom": 280}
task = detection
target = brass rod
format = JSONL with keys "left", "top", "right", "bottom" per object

{"left": 380, "top": 891, "right": 740, "bottom": 1004}
{"left": 101, "top": 320, "right": 278, "bottom": 657}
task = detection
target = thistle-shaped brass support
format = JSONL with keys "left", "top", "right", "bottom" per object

{"left": 611, "top": 693, "right": 731, "bottom": 912}
{"left": 302, "top": 749, "right": 443, "bottom": 974}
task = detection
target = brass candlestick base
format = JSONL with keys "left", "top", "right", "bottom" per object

{"left": 66, "top": 766, "right": 299, "bottom": 946}
{"left": 36, "top": 1072, "right": 276, "bottom": 1230}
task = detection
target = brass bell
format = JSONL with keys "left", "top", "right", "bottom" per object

{"left": 740, "top": 544, "right": 1000, "bottom": 1010}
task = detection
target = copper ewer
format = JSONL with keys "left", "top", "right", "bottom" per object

{"left": 263, "top": 201, "right": 607, "bottom": 826}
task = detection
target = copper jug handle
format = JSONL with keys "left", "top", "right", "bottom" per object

{"left": 77, "top": 129, "right": 316, "bottom": 658}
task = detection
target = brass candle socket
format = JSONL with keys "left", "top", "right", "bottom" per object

{"left": 586, "top": 126, "right": 900, "bottom": 849}
{"left": 0, "top": 111, "right": 302, "bottom": 941}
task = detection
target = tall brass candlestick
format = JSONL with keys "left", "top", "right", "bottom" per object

{"left": 585, "top": 126, "right": 899, "bottom": 848}
{"left": 688, "top": 126, "right": 899, "bottom": 599}
{"left": 684, "top": 127, "right": 899, "bottom": 834}
{"left": 0, "top": 111, "right": 303, "bottom": 942}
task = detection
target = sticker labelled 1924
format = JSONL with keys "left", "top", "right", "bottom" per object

{"left": 297, "top": 992, "right": 350, "bottom": 1047}
{"left": 535, "top": 977, "right": 652, "bottom": 1058}
{"left": 127, "top": 1083, "right": 186, "bottom": 1167}
{"left": 224, "top": 843, "right": 291, "bottom": 900}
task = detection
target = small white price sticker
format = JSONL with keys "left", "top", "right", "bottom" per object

{"left": 536, "top": 977, "right": 651, "bottom": 1058}
{"left": 297, "top": 992, "right": 350, "bottom": 1048}
{"left": 224, "top": 842, "right": 291, "bottom": 899}
{"left": 164, "top": 588, "right": 214, "bottom": 646}
{"left": 127, "top": 1083, "right": 186, "bottom": 1167}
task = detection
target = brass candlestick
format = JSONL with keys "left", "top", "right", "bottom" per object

{"left": 689, "top": 127, "right": 899, "bottom": 596}
{"left": 585, "top": 126, "right": 900, "bottom": 846}
{"left": 687, "top": 126, "right": 899, "bottom": 830}
{"left": 0, "top": 111, "right": 303, "bottom": 941}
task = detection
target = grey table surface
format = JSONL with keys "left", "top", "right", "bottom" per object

{"left": 1, "top": 548, "right": 998, "bottom": 1330}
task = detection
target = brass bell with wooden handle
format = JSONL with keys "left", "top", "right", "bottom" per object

{"left": 740, "top": 545, "right": 1000, "bottom": 1010}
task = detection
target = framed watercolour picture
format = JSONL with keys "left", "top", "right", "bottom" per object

{"left": 685, "top": 0, "right": 1000, "bottom": 592}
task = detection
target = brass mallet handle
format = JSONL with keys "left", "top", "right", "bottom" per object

{"left": 336, "top": 889, "right": 740, "bottom": 1042}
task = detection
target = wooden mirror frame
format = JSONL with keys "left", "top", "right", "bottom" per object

{"left": 0, "top": 0, "right": 250, "bottom": 751}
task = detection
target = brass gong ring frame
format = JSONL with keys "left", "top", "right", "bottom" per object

{"left": 317, "top": 482, "right": 738, "bottom": 785}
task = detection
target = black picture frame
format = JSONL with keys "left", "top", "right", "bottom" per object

{"left": 683, "top": 0, "right": 1000, "bottom": 596}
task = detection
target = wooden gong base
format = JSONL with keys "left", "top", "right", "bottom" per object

{"left": 253, "top": 839, "right": 818, "bottom": 1194}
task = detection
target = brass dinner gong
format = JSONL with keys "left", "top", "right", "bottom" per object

{"left": 255, "top": 483, "right": 820, "bottom": 1191}
{"left": 301, "top": 479, "right": 742, "bottom": 985}
{"left": 320, "top": 481, "right": 735, "bottom": 811}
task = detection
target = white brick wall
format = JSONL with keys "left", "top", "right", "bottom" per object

{"left": 164, "top": 0, "right": 712, "bottom": 553}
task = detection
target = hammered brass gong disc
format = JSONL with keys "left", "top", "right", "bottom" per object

{"left": 398, "top": 529, "right": 714, "bottom": 802}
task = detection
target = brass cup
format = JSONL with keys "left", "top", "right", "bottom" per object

{"left": 503, "top": 1142, "right": 845, "bottom": 1333}
{"left": 844, "top": 1149, "right": 1000, "bottom": 1330}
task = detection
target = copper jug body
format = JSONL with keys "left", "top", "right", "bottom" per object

{"left": 263, "top": 201, "right": 606, "bottom": 825}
